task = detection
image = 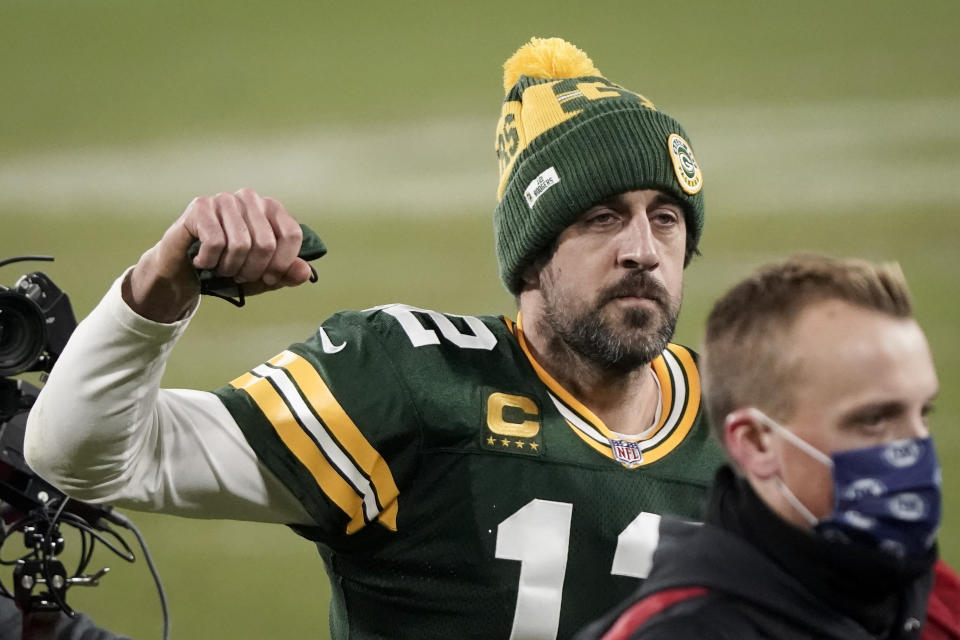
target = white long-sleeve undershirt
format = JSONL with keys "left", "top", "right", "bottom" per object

{"left": 24, "top": 269, "right": 312, "bottom": 525}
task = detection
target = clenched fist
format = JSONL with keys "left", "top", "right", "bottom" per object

{"left": 123, "top": 188, "right": 314, "bottom": 323}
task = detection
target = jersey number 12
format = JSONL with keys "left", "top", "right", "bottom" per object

{"left": 495, "top": 499, "right": 661, "bottom": 640}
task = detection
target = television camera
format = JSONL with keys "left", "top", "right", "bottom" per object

{"left": 0, "top": 256, "right": 167, "bottom": 637}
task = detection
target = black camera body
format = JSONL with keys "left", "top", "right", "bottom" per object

{"left": 0, "top": 269, "right": 77, "bottom": 377}
{"left": 0, "top": 257, "right": 81, "bottom": 518}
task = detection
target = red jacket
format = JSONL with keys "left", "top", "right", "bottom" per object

{"left": 924, "top": 560, "right": 960, "bottom": 640}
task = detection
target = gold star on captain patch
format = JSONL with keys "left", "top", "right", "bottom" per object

{"left": 501, "top": 438, "right": 511, "bottom": 447}
{"left": 486, "top": 436, "right": 496, "bottom": 445}
{"left": 514, "top": 440, "right": 524, "bottom": 449}
{"left": 529, "top": 442, "right": 539, "bottom": 451}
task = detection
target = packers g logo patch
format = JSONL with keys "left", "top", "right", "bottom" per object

{"left": 667, "top": 134, "right": 702, "bottom": 195}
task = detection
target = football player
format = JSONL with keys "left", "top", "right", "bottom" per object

{"left": 25, "top": 38, "right": 724, "bottom": 638}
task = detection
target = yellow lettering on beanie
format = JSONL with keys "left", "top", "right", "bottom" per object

{"left": 495, "top": 79, "right": 656, "bottom": 200}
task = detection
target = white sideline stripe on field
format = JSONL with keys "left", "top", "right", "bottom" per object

{"left": 1, "top": 97, "right": 958, "bottom": 217}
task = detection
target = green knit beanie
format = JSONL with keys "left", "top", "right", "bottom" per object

{"left": 494, "top": 37, "right": 705, "bottom": 294}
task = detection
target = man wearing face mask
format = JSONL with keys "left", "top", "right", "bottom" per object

{"left": 577, "top": 253, "right": 959, "bottom": 640}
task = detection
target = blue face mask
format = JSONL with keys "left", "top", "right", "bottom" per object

{"left": 747, "top": 408, "right": 942, "bottom": 558}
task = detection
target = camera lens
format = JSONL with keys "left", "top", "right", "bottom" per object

{"left": 0, "top": 291, "right": 46, "bottom": 376}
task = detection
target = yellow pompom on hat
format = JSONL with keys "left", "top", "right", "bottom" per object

{"left": 493, "top": 37, "right": 705, "bottom": 294}
{"left": 501, "top": 37, "right": 601, "bottom": 91}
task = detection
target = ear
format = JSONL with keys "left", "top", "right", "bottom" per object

{"left": 724, "top": 409, "right": 780, "bottom": 480}
{"left": 519, "top": 262, "right": 542, "bottom": 290}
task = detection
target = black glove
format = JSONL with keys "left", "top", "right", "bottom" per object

{"left": 187, "top": 223, "right": 326, "bottom": 307}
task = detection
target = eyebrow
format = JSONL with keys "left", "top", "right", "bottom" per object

{"left": 839, "top": 390, "right": 939, "bottom": 428}
{"left": 648, "top": 193, "right": 685, "bottom": 210}
{"left": 590, "top": 191, "right": 685, "bottom": 210}
{"left": 840, "top": 401, "right": 904, "bottom": 427}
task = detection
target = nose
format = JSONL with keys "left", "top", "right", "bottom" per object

{"left": 909, "top": 415, "right": 930, "bottom": 440}
{"left": 617, "top": 216, "right": 659, "bottom": 271}
{"left": 891, "top": 411, "right": 931, "bottom": 442}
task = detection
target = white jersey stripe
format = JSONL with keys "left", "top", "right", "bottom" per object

{"left": 549, "top": 394, "right": 608, "bottom": 445}
{"left": 252, "top": 364, "right": 381, "bottom": 523}
{"left": 639, "top": 349, "right": 688, "bottom": 450}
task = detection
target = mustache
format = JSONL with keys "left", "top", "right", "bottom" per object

{"left": 600, "top": 272, "right": 670, "bottom": 306}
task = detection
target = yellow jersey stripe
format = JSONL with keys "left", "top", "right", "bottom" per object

{"left": 271, "top": 351, "right": 400, "bottom": 531}
{"left": 230, "top": 372, "right": 367, "bottom": 533}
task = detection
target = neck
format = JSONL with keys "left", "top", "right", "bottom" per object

{"left": 518, "top": 304, "right": 661, "bottom": 436}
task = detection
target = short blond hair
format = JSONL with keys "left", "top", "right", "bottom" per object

{"left": 701, "top": 253, "right": 913, "bottom": 444}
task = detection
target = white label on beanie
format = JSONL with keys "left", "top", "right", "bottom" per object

{"left": 524, "top": 167, "right": 561, "bottom": 209}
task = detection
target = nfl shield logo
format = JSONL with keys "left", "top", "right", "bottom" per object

{"left": 611, "top": 439, "right": 644, "bottom": 468}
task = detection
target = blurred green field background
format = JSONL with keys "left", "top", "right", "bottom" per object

{"left": 2, "top": 1, "right": 958, "bottom": 637}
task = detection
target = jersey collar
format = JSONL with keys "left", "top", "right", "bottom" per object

{"left": 505, "top": 313, "right": 701, "bottom": 468}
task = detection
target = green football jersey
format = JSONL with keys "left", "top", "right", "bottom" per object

{"left": 213, "top": 304, "right": 725, "bottom": 640}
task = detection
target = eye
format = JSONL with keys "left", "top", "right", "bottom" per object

{"left": 844, "top": 403, "right": 899, "bottom": 436}
{"left": 856, "top": 414, "right": 888, "bottom": 434}
{"left": 583, "top": 209, "right": 620, "bottom": 228}
{"left": 650, "top": 207, "right": 681, "bottom": 227}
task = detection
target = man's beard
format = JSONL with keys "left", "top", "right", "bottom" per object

{"left": 541, "top": 270, "right": 680, "bottom": 373}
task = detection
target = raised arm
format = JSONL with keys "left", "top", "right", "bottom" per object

{"left": 24, "top": 189, "right": 314, "bottom": 523}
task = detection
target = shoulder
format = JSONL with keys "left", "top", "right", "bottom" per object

{"left": 217, "top": 304, "right": 521, "bottom": 422}
{"left": 288, "top": 305, "right": 527, "bottom": 399}
{"left": 590, "top": 589, "right": 760, "bottom": 640}
{"left": 301, "top": 305, "right": 513, "bottom": 357}
{"left": 926, "top": 560, "right": 960, "bottom": 639}
{"left": 641, "top": 593, "right": 764, "bottom": 639}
